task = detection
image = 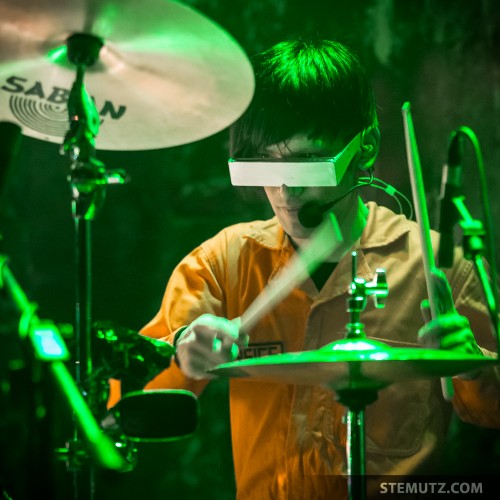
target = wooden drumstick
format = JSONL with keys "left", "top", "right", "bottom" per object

{"left": 402, "top": 101, "right": 455, "bottom": 401}
{"left": 239, "top": 213, "right": 342, "bottom": 334}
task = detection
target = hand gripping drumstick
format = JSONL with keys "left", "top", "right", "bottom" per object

{"left": 239, "top": 213, "right": 342, "bottom": 334}
{"left": 402, "top": 102, "right": 455, "bottom": 401}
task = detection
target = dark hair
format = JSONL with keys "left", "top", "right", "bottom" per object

{"left": 229, "top": 38, "right": 378, "bottom": 157}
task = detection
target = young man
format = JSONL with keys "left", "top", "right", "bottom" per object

{"left": 140, "top": 39, "right": 500, "bottom": 498}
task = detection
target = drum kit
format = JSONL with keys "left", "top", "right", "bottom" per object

{"left": 0, "top": 2, "right": 498, "bottom": 500}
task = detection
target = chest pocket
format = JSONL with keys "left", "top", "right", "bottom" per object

{"left": 292, "top": 379, "right": 431, "bottom": 458}
{"left": 364, "top": 379, "right": 431, "bottom": 456}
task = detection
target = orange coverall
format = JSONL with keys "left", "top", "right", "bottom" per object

{"left": 125, "top": 202, "right": 500, "bottom": 498}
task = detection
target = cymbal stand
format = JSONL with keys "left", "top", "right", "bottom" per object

{"left": 0, "top": 253, "right": 126, "bottom": 473}
{"left": 453, "top": 197, "right": 500, "bottom": 355}
{"left": 60, "top": 33, "right": 128, "bottom": 499}
{"left": 334, "top": 251, "right": 388, "bottom": 500}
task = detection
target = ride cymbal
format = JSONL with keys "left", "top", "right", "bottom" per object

{"left": 210, "top": 338, "right": 497, "bottom": 391}
{"left": 0, "top": 0, "right": 254, "bottom": 150}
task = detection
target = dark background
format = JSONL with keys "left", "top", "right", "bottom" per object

{"left": 1, "top": 0, "right": 500, "bottom": 498}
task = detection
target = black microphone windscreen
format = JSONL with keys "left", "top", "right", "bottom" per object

{"left": 298, "top": 202, "right": 324, "bottom": 228}
{"left": 437, "top": 129, "right": 464, "bottom": 268}
{"left": 448, "top": 132, "right": 464, "bottom": 168}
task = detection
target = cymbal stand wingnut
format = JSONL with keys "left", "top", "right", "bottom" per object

{"left": 346, "top": 251, "right": 388, "bottom": 339}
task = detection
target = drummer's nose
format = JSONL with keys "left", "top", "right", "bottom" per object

{"left": 279, "top": 184, "right": 305, "bottom": 200}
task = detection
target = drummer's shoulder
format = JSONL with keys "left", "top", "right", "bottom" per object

{"left": 372, "top": 203, "right": 475, "bottom": 282}
{"left": 369, "top": 202, "right": 440, "bottom": 247}
{"left": 202, "top": 217, "right": 284, "bottom": 253}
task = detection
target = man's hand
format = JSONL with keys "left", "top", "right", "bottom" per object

{"left": 418, "top": 303, "right": 482, "bottom": 355}
{"left": 418, "top": 268, "right": 482, "bottom": 356}
{"left": 175, "top": 314, "right": 249, "bottom": 380}
{"left": 418, "top": 269, "right": 483, "bottom": 382}
{"left": 418, "top": 307, "right": 483, "bottom": 381}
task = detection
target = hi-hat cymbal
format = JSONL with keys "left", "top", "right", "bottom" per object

{"left": 210, "top": 338, "right": 497, "bottom": 391}
{"left": 0, "top": 0, "right": 254, "bottom": 151}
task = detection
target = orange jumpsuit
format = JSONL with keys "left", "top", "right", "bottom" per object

{"left": 138, "top": 202, "right": 500, "bottom": 499}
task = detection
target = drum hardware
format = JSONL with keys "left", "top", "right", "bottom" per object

{"left": 0, "top": 1, "right": 255, "bottom": 496}
{"left": 333, "top": 252, "right": 389, "bottom": 500}
{"left": 437, "top": 126, "right": 499, "bottom": 354}
{"left": 0, "top": 252, "right": 127, "bottom": 472}
{"left": 57, "top": 32, "right": 131, "bottom": 498}
{"left": 91, "top": 321, "right": 177, "bottom": 421}
{"left": 101, "top": 390, "right": 199, "bottom": 443}
{"left": 92, "top": 325, "right": 200, "bottom": 470}
{"left": 453, "top": 196, "right": 499, "bottom": 347}
{"left": 0, "top": 0, "right": 255, "bottom": 150}
{"left": 58, "top": 28, "right": 206, "bottom": 498}
{"left": 0, "top": 249, "right": 198, "bottom": 481}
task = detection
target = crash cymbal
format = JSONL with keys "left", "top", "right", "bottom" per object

{"left": 210, "top": 338, "right": 497, "bottom": 391}
{"left": 0, "top": 0, "right": 254, "bottom": 150}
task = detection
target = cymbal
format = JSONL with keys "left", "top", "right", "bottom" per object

{"left": 0, "top": 0, "right": 254, "bottom": 150}
{"left": 210, "top": 338, "right": 497, "bottom": 391}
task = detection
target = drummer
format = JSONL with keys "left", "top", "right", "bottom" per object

{"left": 139, "top": 38, "right": 500, "bottom": 497}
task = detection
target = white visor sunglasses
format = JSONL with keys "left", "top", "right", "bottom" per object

{"left": 228, "top": 132, "right": 362, "bottom": 187}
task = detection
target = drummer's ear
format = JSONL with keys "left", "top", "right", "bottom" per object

{"left": 358, "top": 127, "right": 380, "bottom": 170}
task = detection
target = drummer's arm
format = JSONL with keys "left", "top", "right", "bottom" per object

{"left": 419, "top": 264, "right": 500, "bottom": 428}
{"left": 418, "top": 306, "right": 500, "bottom": 428}
{"left": 449, "top": 303, "right": 500, "bottom": 429}
{"left": 108, "top": 322, "right": 209, "bottom": 409}
{"left": 451, "top": 365, "right": 500, "bottom": 428}
{"left": 418, "top": 312, "right": 500, "bottom": 429}
{"left": 108, "top": 245, "right": 225, "bottom": 407}
{"left": 140, "top": 324, "right": 210, "bottom": 396}
{"left": 142, "top": 245, "right": 228, "bottom": 392}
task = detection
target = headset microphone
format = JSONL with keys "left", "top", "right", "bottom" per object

{"left": 298, "top": 170, "right": 374, "bottom": 228}
{"left": 298, "top": 200, "right": 336, "bottom": 228}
